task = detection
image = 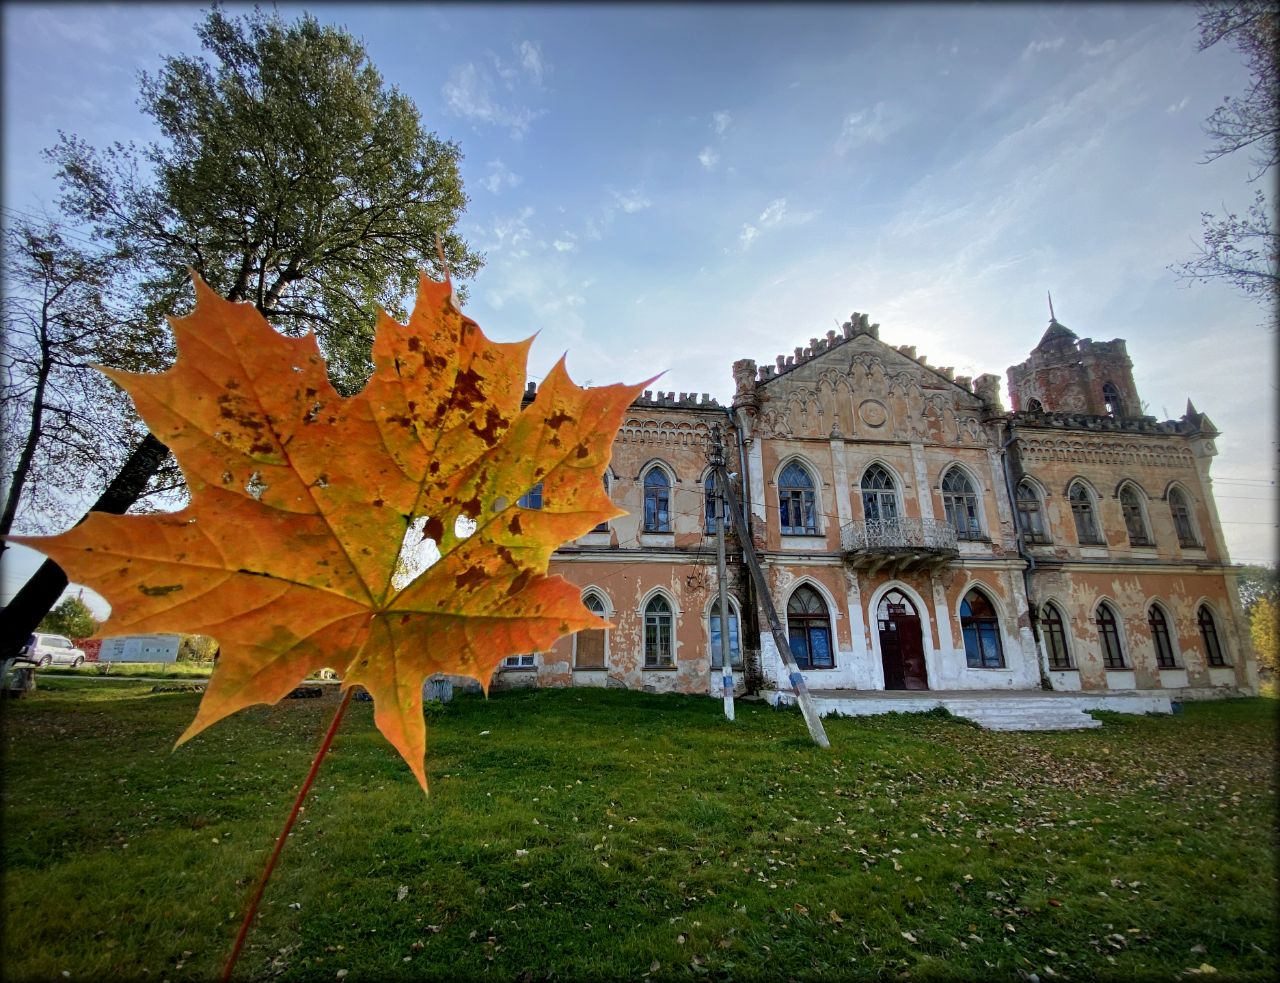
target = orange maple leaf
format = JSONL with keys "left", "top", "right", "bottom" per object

{"left": 11, "top": 274, "right": 645, "bottom": 790}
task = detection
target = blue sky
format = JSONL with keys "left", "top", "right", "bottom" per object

{"left": 2, "top": 3, "right": 1276, "bottom": 610}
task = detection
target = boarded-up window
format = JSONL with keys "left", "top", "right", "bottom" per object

{"left": 575, "top": 592, "right": 607, "bottom": 669}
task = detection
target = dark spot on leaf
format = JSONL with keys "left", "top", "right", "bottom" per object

{"left": 455, "top": 565, "right": 487, "bottom": 591}
{"left": 508, "top": 514, "right": 522, "bottom": 535}
{"left": 225, "top": 379, "right": 240, "bottom": 390}
{"left": 428, "top": 461, "right": 441, "bottom": 476}
{"left": 460, "top": 497, "right": 481, "bottom": 519}
{"left": 407, "top": 336, "right": 422, "bottom": 352}
{"left": 575, "top": 444, "right": 590, "bottom": 459}
{"left": 506, "top": 570, "right": 533, "bottom": 596}
{"left": 547, "top": 410, "right": 572, "bottom": 430}
{"left": 305, "top": 387, "right": 318, "bottom": 399}
{"left": 249, "top": 441, "right": 273, "bottom": 455}
{"left": 139, "top": 584, "right": 183, "bottom": 597}
{"left": 496, "top": 546, "right": 515, "bottom": 566}
{"left": 424, "top": 517, "right": 444, "bottom": 543}
{"left": 372, "top": 498, "right": 384, "bottom": 508}
{"left": 468, "top": 406, "right": 505, "bottom": 447}
{"left": 400, "top": 614, "right": 411, "bottom": 624}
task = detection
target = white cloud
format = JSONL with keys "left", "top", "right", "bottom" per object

{"left": 738, "top": 224, "right": 760, "bottom": 250}
{"left": 553, "top": 237, "right": 577, "bottom": 252}
{"left": 712, "top": 111, "right": 732, "bottom": 135}
{"left": 1022, "top": 37, "right": 1066, "bottom": 59}
{"left": 480, "top": 206, "right": 536, "bottom": 257}
{"left": 518, "top": 41, "right": 545, "bottom": 85}
{"left": 1166, "top": 95, "right": 1190, "bottom": 114}
{"left": 443, "top": 44, "right": 548, "bottom": 138}
{"left": 758, "top": 198, "right": 787, "bottom": 227}
{"left": 611, "top": 188, "right": 652, "bottom": 214}
{"left": 1079, "top": 39, "right": 1116, "bottom": 57}
{"left": 698, "top": 146, "right": 719, "bottom": 169}
{"left": 835, "top": 102, "right": 897, "bottom": 154}
{"left": 479, "top": 160, "right": 523, "bottom": 194}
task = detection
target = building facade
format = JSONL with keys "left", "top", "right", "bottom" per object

{"left": 493, "top": 313, "right": 1258, "bottom": 701}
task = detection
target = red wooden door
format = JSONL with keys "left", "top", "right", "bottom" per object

{"left": 895, "top": 615, "right": 929, "bottom": 690}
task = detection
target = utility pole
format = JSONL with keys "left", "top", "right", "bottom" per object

{"left": 709, "top": 428, "right": 735, "bottom": 721}
{"left": 709, "top": 426, "right": 830, "bottom": 749}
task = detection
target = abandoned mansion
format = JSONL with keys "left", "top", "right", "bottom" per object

{"left": 496, "top": 310, "right": 1258, "bottom": 702}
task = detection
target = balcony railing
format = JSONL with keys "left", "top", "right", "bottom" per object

{"left": 840, "top": 518, "right": 958, "bottom": 573}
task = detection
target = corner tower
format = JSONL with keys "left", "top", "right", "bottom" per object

{"left": 1006, "top": 315, "right": 1141, "bottom": 417}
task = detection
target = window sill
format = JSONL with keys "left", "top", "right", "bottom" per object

{"left": 638, "top": 533, "right": 675, "bottom": 548}
{"left": 573, "top": 666, "right": 607, "bottom": 672}
{"left": 965, "top": 665, "right": 1010, "bottom": 671}
{"left": 500, "top": 666, "right": 537, "bottom": 672}
{"left": 795, "top": 665, "right": 837, "bottom": 671}
{"left": 1104, "top": 666, "right": 1131, "bottom": 671}
{"left": 1048, "top": 666, "right": 1078, "bottom": 672}
{"left": 643, "top": 665, "right": 677, "bottom": 671}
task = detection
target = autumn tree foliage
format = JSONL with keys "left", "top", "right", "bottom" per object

{"left": 1251, "top": 596, "right": 1278, "bottom": 672}
{"left": 3, "top": 6, "right": 483, "bottom": 658}
{"left": 36, "top": 596, "right": 98, "bottom": 640}
{"left": 1175, "top": 1, "right": 1278, "bottom": 321}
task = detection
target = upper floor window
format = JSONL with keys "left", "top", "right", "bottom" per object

{"left": 709, "top": 598, "right": 742, "bottom": 669}
{"left": 593, "top": 474, "right": 611, "bottom": 532}
{"left": 643, "top": 467, "right": 671, "bottom": 532}
{"left": 960, "top": 588, "right": 1004, "bottom": 668}
{"left": 1198, "top": 605, "right": 1228, "bottom": 667}
{"left": 778, "top": 462, "right": 818, "bottom": 535}
{"left": 705, "top": 474, "right": 733, "bottom": 533}
{"left": 1095, "top": 601, "right": 1126, "bottom": 668}
{"left": 1016, "top": 480, "right": 1050, "bottom": 544}
{"left": 644, "top": 594, "right": 674, "bottom": 667}
{"left": 860, "top": 465, "right": 900, "bottom": 528}
{"left": 1119, "top": 485, "right": 1152, "bottom": 546}
{"left": 941, "top": 467, "right": 982, "bottom": 540}
{"left": 517, "top": 482, "right": 543, "bottom": 509}
{"left": 1102, "top": 381, "right": 1122, "bottom": 417}
{"left": 1169, "top": 487, "right": 1200, "bottom": 547}
{"left": 1026, "top": 398, "right": 1044, "bottom": 413}
{"left": 575, "top": 591, "right": 608, "bottom": 670}
{"left": 1041, "top": 602, "right": 1072, "bottom": 669}
{"left": 1069, "top": 481, "right": 1103, "bottom": 545}
{"left": 787, "top": 585, "right": 833, "bottom": 669}
{"left": 1148, "top": 603, "right": 1177, "bottom": 669}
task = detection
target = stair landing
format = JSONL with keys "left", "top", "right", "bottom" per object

{"left": 771, "top": 688, "right": 1173, "bottom": 731}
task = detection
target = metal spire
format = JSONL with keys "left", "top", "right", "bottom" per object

{"left": 1047, "top": 290, "right": 1056, "bottom": 322}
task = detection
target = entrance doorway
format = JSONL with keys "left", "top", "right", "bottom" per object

{"left": 876, "top": 589, "right": 928, "bottom": 690}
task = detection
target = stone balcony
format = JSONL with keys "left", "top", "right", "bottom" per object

{"left": 840, "top": 518, "right": 958, "bottom": 575}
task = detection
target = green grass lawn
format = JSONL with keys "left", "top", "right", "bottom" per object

{"left": 2, "top": 685, "right": 1275, "bottom": 982}
{"left": 37, "top": 661, "right": 215, "bottom": 679}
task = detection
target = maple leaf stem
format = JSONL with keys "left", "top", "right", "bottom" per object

{"left": 222, "top": 686, "right": 354, "bottom": 982}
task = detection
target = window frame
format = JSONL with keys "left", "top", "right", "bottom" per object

{"left": 1041, "top": 602, "right": 1073, "bottom": 669}
{"left": 1095, "top": 601, "right": 1126, "bottom": 669}
{"left": 1068, "top": 481, "right": 1104, "bottom": 545}
{"left": 502, "top": 653, "right": 537, "bottom": 669}
{"left": 517, "top": 482, "right": 543, "bottom": 510}
{"left": 644, "top": 593, "right": 675, "bottom": 668}
{"left": 778, "top": 460, "right": 819, "bottom": 536}
{"left": 1147, "top": 603, "right": 1177, "bottom": 669}
{"left": 642, "top": 466, "right": 673, "bottom": 533}
{"left": 1016, "top": 480, "right": 1051, "bottom": 544}
{"left": 1198, "top": 604, "right": 1228, "bottom": 667}
{"left": 1119, "top": 484, "right": 1153, "bottom": 547}
{"left": 574, "top": 590, "right": 609, "bottom": 670}
{"left": 860, "top": 464, "right": 901, "bottom": 530}
{"left": 786, "top": 584, "right": 835, "bottom": 670}
{"left": 941, "top": 466, "right": 983, "bottom": 541}
{"left": 1102, "top": 381, "right": 1122, "bottom": 417}
{"left": 593, "top": 473, "right": 612, "bottom": 533}
{"left": 1169, "top": 486, "right": 1200, "bottom": 548}
{"left": 960, "top": 587, "right": 1005, "bottom": 669}
{"left": 708, "top": 597, "right": 743, "bottom": 669}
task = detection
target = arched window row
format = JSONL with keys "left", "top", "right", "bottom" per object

{"left": 1042, "top": 599, "right": 1231, "bottom": 673}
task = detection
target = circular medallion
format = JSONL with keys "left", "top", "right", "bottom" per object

{"left": 858, "top": 399, "right": 888, "bottom": 428}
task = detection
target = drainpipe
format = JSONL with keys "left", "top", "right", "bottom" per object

{"left": 1000, "top": 419, "right": 1051, "bottom": 689}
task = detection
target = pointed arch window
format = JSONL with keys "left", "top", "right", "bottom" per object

{"left": 705, "top": 474, "right": 734, "bottom": 534}
{"left": 786, "top": 586, "right": 833, "bottom": 669}
{"left": 861, "top": 465, "right": 900, "bottom": 531}
{"left": 709, "top": 598, "right": 742, "bottom": 669}
{"left": 1095, "top": 601, "right": 1126, "bottom": 668}
{"left": 644, "top": 595, "right": 674, "bottom": 667}
{"left": 1016, "top": 480, "right": 1050, "bottom": 544}
{"left": 1198, "top": 605, "right": 1228, "bottom": 667}
{"left": 1148, "top": 604, "right": 1177, "bottom": 669}
{"left": 1119, "top": 485, "right": 1152, "bottom": 546}
{"left": 942, "top": 467, "right": 982, "bottom": 540}
{"left": 1102, "top": 381, "right": 1122, "bottom": 417}
{"left": 1026, "top": 398, "right": 1044, "bottom": 413}
{"left": 575, "top": 591, "right": 608, "bottom": 669}
{"left": 593, "top": 474, "right": 611, "bottom": 532}
{"left": 779, "top": 461, "right": 818, "bottom": 535}
{"left": 1041, "top": 602, "right": 1072, "bottom": 669}
{"left": 1169, "top": 488, "right": 1199, "bottom": 547}
{"left": 960, "top": 588, "right": 1004, "bottom": 668}
{"left": 1069, "top": 481, "right": 1103, "bottom": 545}
{"left": 643, "top": 468, "right": 671, "bottom": 532}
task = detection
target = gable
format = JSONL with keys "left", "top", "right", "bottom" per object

{"left": 751, "top": 334, "right": 991, "bottom": 446}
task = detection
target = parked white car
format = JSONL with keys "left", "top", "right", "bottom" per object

{"left": 19, "top": 633, "right": 87, "bottom": 668}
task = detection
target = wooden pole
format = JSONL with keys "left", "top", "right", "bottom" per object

{"left": 710, "top": 427, "right": 829, "bottom": 748}
{"left": 709, "top": 430, "right": 735, "bottom": 721}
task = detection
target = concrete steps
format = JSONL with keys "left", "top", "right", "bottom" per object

{"left": 944, "top": 702, "right": 1102, "bottom": 731}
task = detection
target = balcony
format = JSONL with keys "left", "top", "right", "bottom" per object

{"left": 840, "top": 518, "right": 958, "bottom": 575}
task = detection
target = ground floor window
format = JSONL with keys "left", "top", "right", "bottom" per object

{"left": 1198, "top": 605, "right": 1228, "bottom": 667}
{"left": 575, "top": 592, "right": 608, "bottom": 669}
{"left": 1041, "top": 602, "right": 1072, "bottom": 669}
{"left": 1096, "top": 602, "right": 1126, "bottom": 668}
{"left": 645, "top": 595, "right": 674, "bottom": 667}
{"left": 1148, "top": 604, "right": 1177, "bottom": 669}
{"left": 787, "top": 585, "right": 833, "bottom": 669}
{"left": 502, "top": 653, "right": 536, "bottom": 669}
{"left": 960, "top": 588, "right": 1004, "bottom": 668}
{"left": 709, "top": 599, "right": 742, "bottom": 669}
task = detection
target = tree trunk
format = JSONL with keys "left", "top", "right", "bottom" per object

{"left": 0, "top": 432, "right": 170, "bottom": 659}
